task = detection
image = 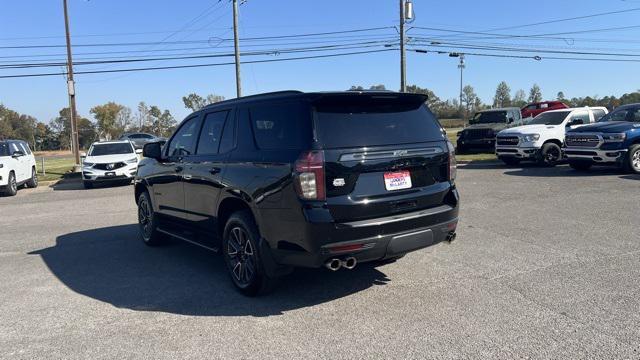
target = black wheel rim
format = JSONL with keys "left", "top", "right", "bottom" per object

{"left": 546, "top": 147, "right": 560, "bottom": 163}
{"left": 138, "top": 197, "right": 152, "bottom": 240}
{"left": 226, "top": 226, "right": 256, "bottom": 286}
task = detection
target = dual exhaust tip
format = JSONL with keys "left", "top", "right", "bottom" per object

{"left": 325, "top": 257, "right": 357, "bottom": 271}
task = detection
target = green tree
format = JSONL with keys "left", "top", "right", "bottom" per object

{"left": 557, "top": 91, "right": 566, "bottom": 102}
{"left": 90, "top": 102, "right": 125, "bottom": 140}
{"left": 51, "top": 108, "right": 93, "bottom": 150}
{"left": 369, "top": 84, "right": 386, "bottom": 90}
{"left": 148, "top": 106, "right": 176, "bottom": 137}
{"left": 461, "top": 85, "right": 478, "bottom": 118}
{"left": 512, "top": 89, "right": 527, "bottom": 107}
{"left": 493, "top": 81, "right": 512, "bottom": 108}
{"left": 182, "top": 93, "right": 225, "bottom": 112}
{"left": 348, "top": 85, "right": 365, "bottom": 91}
{"left": 528, "top": 84, "right": 543, "bottom": 103}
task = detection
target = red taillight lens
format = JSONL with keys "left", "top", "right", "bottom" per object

{"left": 294, "top": 150, "right": 325, "bottom": 200}
{"left": 447, "top": 141, "right": 457, "bottom": 181}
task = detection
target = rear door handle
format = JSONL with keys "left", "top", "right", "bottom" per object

{"left": 209, "top": 167, "right": 221, "bottom": 175}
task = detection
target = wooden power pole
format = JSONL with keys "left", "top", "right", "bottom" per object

{"left": 63, "top": 0, "right": 81, "bottom": 169}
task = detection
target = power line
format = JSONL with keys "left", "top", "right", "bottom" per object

{"left": 409, "top": 47, "right": 640, "bottom": 63}
{"left": 0, "top": 48, "right": 396, "bottom": 79}
{"left": 0, "top": 26, "right": 397, "bottom": 50}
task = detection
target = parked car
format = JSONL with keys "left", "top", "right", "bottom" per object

{"left": 456, "top": 107, "right": 523, "bottom": 153}
{"left": 82, "top": 140, "right": 141, "bottom": 189}
{"left": 135, "top": 90, "right": 459, "bottom": 296}
{"left": 119, "top": 133, "right": 165, "bottom": 149}
{"left": 0, "top": 140, "right": 37, "bottom": 196}
{"left": 496, "top": 107, "right": 608, "bottom": 166}
{"left": 521, "top": 101, "right": 569, "bottom": 120}
{"left": 565, "top": 103, "right": 640, "bottom": 173}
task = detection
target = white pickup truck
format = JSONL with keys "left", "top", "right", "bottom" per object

{"left": 495, "top": 107, "right": 608, "bottom": 166}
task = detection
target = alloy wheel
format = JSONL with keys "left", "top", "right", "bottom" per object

{"left": 9, "top": 174, "right": 17, "bottom": 193}
{"left": 227, "top": 226, "right": 256, "bottom": 286}
{"left": 546, "top": 147, "right": 560, "bottom": 164}
{"left": 138, "top": 197, "right": 152, "bottom": 240}
{"left": 632, "top": 149, "right": 640, "bottom": 171}
{"left": 32, "top": 169, "right": 38, "bottom": 187}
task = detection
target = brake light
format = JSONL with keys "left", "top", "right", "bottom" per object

{"left": 294, "top": 150, "right": 326, "bottom": 200}
{"left": 447, "top": 141, "right": 457, "bottom": 181}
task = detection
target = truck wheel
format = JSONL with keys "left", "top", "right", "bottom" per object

{"left": 222, "top": 210, "right": 276, "bottom": 296}
{"left": 539, "top": 143, "right": 562, "bottom": 167}
{"left": 2, "top": 172, "right": 18, "bottom": 196}
{"left": 26, "top": 167, "right": 38, "bottom": 188}
{"left": 500, "top": 157, "right": 520, "bottom": 166}
{"left": 137, "top": 190, "right": 166, "bottom": 246}
{"left": 624, "top": 144, "right": 640, "bottom": 174}
{"left": 569, "top": 161, "right": 592, "bottom": 171}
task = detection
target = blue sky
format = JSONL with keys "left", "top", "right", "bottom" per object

{"left": 1, "top": 0, "right": 640, "bottom": 123}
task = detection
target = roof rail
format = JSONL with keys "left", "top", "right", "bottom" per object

{"left": 201, "top": 90, "right": 303, "bottom": 109}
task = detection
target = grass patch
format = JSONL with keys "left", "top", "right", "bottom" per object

{"left": 36, "top": 157, "right": 75, "bottom": 182}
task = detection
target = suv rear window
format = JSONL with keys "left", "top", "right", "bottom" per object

{"left": 249, "top": 102, "right": 312, "bottom": 150}
{"left": 314, "top": 101, "right": 443, "bottom": 149}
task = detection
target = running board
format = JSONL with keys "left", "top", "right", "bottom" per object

{"left": 156, "top": 227, "right": 219, "bottom": 252}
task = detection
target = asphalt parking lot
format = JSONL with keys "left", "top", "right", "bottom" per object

{"left": 1, "top": 164, "right": 639, "bottom": 359}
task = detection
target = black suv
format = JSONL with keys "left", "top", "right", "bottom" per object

{"left": 135, "top": 91, "right": 459, "bottom": 296}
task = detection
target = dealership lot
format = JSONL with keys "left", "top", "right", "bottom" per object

{"left": 1, "top": 164, "right": 639, "bottom": 359}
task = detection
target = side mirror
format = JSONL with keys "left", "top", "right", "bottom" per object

{"left": 567, "top": 119, "right": 584, "bottom": 127}
{"left": 135, "top": 148, "right": 143, "bottom": 155}
{"left": 143, "top": 141, "right": 163, "bottom": 161}
{"left": 12, "top": 150, "right": 24, "bottom": 158}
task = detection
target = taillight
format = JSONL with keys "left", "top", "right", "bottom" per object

{"left": 294, "top": 150, "right": 326, "bottom": 200}
{"left": 447, "top": 141, "right": 457, "bottom": 181}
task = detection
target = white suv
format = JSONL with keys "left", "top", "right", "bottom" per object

{"left": 0, "top": 140, "right": 38, "bottom": 196}
{"left": 495, "top": 107, "right": 608, "bottom": 166}
{"left": 82, "top": 140, "right": 141, "bottom": 189}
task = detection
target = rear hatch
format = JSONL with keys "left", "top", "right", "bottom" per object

{"left": 311, "top": 93, "right": 452, "bottom": 222}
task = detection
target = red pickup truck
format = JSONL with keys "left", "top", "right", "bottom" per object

{"left": 521, "top": 101, "right": 568, "bottom": 119}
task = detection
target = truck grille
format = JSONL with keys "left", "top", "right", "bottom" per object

{"left": 94, "top": 162, "right": 126, "bottom": 170}
{"left": 462, "top": 128, "right": 494, "bottom": 140}
{"left": 565, "top": 134, "right": 600, "bottom": 148}
{"left": 496, "top": 136, "right": 519, "bottom": 146}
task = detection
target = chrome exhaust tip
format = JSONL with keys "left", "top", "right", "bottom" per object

{"left": 325, "top": 258, "right": 342, "bottom": 271}
{"left": 342, "top": 257, "right": 357, "bottom": 270}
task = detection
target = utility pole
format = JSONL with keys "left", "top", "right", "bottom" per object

{"left": 232, "top": 0, "right": 242, "bottom": 98}
{"left": 399, "top": 0, "right": 414, "bottom": 92}
{"left": 458, "top": 54, "right": 465, "bottom": 113}
{"left": 399, "top": 0, "right": 406, "bottom": 92}
{"left": 63, "top": 0, "right": 80, "bottom": 170}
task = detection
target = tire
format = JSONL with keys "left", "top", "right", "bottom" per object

{"left": 569, "top": 161, "right": 592, "bottom": 171}
{"left": 538, "top": 143, "right": 562, "bottom": 167}
{"left": 624, "top": 144, "right": 640, "bottom": 174}
{"left": 137, "top": 190, "right": 166, "bottom": 246}
{"left": 222, "top": 210, "right": 275, "bottom": 296}
{"left": 2, "top": 172, "right": 18, "bottom": 196}
{"left": 83, "top": 181, "right": 94, "bottom": 189}
{"left": 26, "top": 167, "right": 38, "bottom": 188}
{"left": 500, "top": 157, "right": 520, "bottom": 166}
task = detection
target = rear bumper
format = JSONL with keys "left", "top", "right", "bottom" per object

{"left": 565, "top": 147, "right": 627, "bottom": 165}
{"left": 496, "top": 146, "right": 540, "bottom": 160}
{"left": 267, "top": 188, "right": 460, "bottom": 268}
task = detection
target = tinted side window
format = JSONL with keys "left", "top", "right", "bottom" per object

{"left": 249, "top": 102, "right": 312, "bottom": 150}
{"left": 571, "top": 111, "right": 589, "bottom": 125}
{"left": 196, "top": 111, "right": 229, "bottom": 155}
{"left": 20, "top": 142, "right": 31, "bottom": 154}
{"left": 592, "top": 109, "right": 606, "bottom": 122}
{"left": 9, "top": 142, "right": 21, "bottom": 154}
{"left": 167, "top": 117, "right": 200, "bottom": 157}
{"left": 219, "top": 110, "right": 236, "bottom": 154}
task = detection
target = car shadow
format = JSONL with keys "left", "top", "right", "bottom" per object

{"left": 503, "top": 165, "right": 624, "bottom": 178}
{"left": 30, "top": 224, "right": 390, "bottom": 317}
{"left": 620, "top": 174, "right": 640, "bottom": 181}
{"left": 50, "top": 180, "right": 132, "bottom": 191}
